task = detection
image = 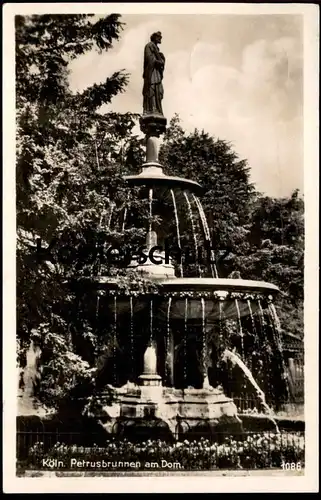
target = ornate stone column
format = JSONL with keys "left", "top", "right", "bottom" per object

{"left": 139, "top": 113, "right": 167, "bottom": 170}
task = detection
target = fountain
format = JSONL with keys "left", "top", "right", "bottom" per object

{"left": 78, "top": 32, "right": 291, "bottom": 439}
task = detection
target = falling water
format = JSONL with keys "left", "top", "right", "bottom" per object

{"left": 258, "top": 298, "right": 274, "bottom": 362}
{"left": 268, "top": 303, "right": 284, "bottom": 349}
{"left": 184, "top": 298, "right": 188, "bottom": 384}
{"left": 129, "top": 296, "right": 134, "bottom": 379}
{"left": 170, "top": 189, "right": 183, "bottom": 277}
{"left": 191, "top": 194, "right": 205, "bottom": 271}
{"left": 258, "top": 299, "right": 269, "bottom": 352}
{"left": 108, "top": 202, "right": 115, "bottom": 229}
{"left": 219, "top": 300, "right": 223, "bottom": 328}
{"left": 113, "top": 296, "right": 117, "bottom": 386}
{"left": 257, "top": 300, "right": 267, "bottom": 330}
{"left": 247, "top": 300, "right": 258, "bottom": 338}
{"left": 235, "top": 299, "right": 245, "bottom": 359}
{"left": 150, "top": 297, "right": 153, "bottom": 342}
{"left": 192, "top": 195, "right": 210, "bottom": 239}
{"left": 166, "top": 297, "right": 173, "bottom": 384}
{"left": 96, "top": 295, "right": 100, "bottom": 320}
{"left": 201, "top": 297, "right": 208, "bottom": 387}
{"left": 121, "top": 207, "right": 127, "bottom": 232}
{"left": 193, "top": 195, "right": 218, "bottom": 278}
{"left": 258, "top": 299, "right": 275, "bottom": 400}
{"left": 184, "top": 191, "right": 201, "bottom": 276}
{"left": 222, "top": 348, "right": 280, "bottom": 433}
{"left": 247, "top": 299, "right": 258, "bottom": 371}
{"left": 268, "top": 302, "right": 291, "bottom": 401}
{"left": 148, "top": 188, "right": 153, "bottom": 234}
{"left": 218, "top": 299, "right": 230, "bottom": 378}
{"left": 122, "top": 192, "right": 130, "bottom": 232}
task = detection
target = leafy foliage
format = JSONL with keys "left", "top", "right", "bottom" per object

{"left": 16, "top": 14, "right": 146, "bottom": 408}
{"left": 234, "top": 190, "right": 304, "bottom": 337}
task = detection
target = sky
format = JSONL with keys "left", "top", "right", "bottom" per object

{"left": 68, "top": 14, "right": 303, "bottom": 197}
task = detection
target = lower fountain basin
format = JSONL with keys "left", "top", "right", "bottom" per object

{"left": 160, "top": 277, "right": 280, "bottom": 295}
{"left": 79, "top": 276, "right": 279, "bottom": 295}
{"left": 73, "top": 275, "right": 285, "bottom": 394}
{"left": 77, "top": 276, "right": 280, "bottom": 299}
{"left": 77, "top": 276, "right": 280, "bottom": 320}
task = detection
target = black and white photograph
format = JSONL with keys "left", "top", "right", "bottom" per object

{"left": 2, "top": 2, "right": 319, "bottom": 494}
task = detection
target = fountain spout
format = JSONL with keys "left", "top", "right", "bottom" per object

{"left": 143, "top": 344, "right": 158, "bottom": 375}
{"left": 138, "top": 344, "right": 162, "bottom": 388}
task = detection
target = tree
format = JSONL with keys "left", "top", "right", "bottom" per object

{"left": 16, "top": 14, "right": 146, "bottom": 409}
{"left": 16, "top": 13, "right": 129, "bottom": 240}
{"left": 235, "top": 189, "right": 304, "bottom": 338}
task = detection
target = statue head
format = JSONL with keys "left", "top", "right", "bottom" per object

{"left": 150, "top": 31, "right": 162, "bottom": 44}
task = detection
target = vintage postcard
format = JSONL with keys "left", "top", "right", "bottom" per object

{"left": 2, "top": 2, "right": 319, "bottom": 494}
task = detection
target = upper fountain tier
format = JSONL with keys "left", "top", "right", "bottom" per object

{"left": 123, "top": 165, "right": 203, "bottom": 195}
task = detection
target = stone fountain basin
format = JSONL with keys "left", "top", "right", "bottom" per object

{"left": 98, "top": 384, "right": 242, "bottom": 437}
{"left": 159, "top": 277, "right": 280, "bottom": 295}
{"left": 83, "top": 276, "right": 279, "bottom": 294}
{"left": 78, "top": 276, "right": 280, "bottom": 320}
{"left": 159, "top": 278, "right": 280, "bottom": 319}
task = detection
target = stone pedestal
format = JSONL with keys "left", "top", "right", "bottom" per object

{"left": 98, "top": 383, "right": 243, "bottom": 440}
{"left": 139, "top": 113, "right": 167, "bottom": 138}
{"left": 145, "top": 136, "right": 160, "bottom": 166}
{"left": 140, "top": 113, "right": 167, "bottom": 169}
{"left": 137, "top": 345, "right": 163, "bottom": 401}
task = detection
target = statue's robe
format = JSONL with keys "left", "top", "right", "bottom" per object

{"left": 143, "top": 41, "right": 165, "bottom": 115}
